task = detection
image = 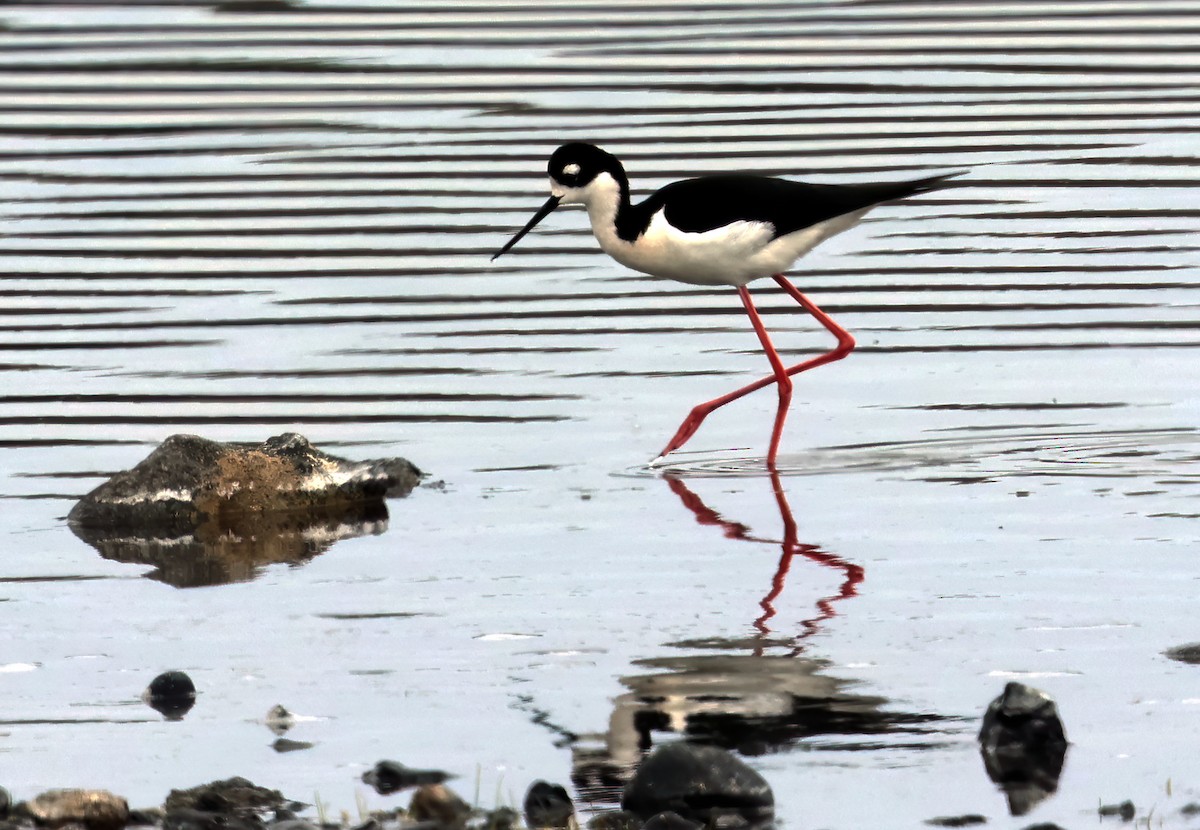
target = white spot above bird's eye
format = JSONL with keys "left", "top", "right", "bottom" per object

{"left": 562, "top": 163, "right": 581, "bottom": 176}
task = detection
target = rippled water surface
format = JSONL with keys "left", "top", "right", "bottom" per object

{"left": 2, "top": 1, "right": 1199, "bottom": 827}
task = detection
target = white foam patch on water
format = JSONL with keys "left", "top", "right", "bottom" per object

{"left": 0, "top": 662, "right": 39, "bottom": 673}
{"left": 1023, "top": 622, "right": 1138, "bottom": 631}
{"left": 474, "top": 632, "right": 540, "bottom": 641}
{"left": 987, "top": 670, "right": 1084, "bottom": 679}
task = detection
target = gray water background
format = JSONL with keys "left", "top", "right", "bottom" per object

{"left": 1, "top": 1, "right": 1199, "bottom": 827}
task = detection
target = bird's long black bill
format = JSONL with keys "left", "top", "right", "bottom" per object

{"left": 491, "top": 195, "right": 561, "bottom": 261}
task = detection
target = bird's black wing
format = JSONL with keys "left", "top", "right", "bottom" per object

{"left": 630, "top": 173, "right": 958, "bottom": 241}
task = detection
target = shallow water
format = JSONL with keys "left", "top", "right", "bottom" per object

{"left": 2, "top": 0, "right": 1199, "bottom": 826}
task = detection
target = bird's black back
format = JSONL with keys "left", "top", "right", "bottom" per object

{"left": 616, "top": 173, "right": 958, "bottom": 242}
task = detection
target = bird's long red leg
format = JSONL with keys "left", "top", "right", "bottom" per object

{"left": 655, "top": 273, "right": 856, "bottom": 464}
{"left": 737, "top": 286, "right": 792, "bottom": 467}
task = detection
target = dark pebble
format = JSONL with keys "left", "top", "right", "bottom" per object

{"left": 362, "top": 761, "right": 451, "bottom": 796}
{"left": 144, "top": 671, "right": 197, "bottom": 719}
{"left": 1098, "top": 800, "right": 1135, "bottom": 821}
{"left": 483, "top": 807, "right": 520, "bottom": 830}
{"left": 0, "top": 787, "right": 9, "bottom": 818}
{"left": 622, "top": 743, "right": 773, "bottom": 824}
{"left": 925, "top": 816, "right": 987, "bottom": 827}
{"left": 1021, "top": 824, "right": 1067, "bottom": 830}
{"left": 641, "top": 812, "right": 701, "bottom": 830}
{"left": 523, "top": 781, "right": 574, "bottom": 829}
{"left": 978, "top": 682, "right": 1067, "bottom": 749}
{"left": 587, "top": 811, "right": 643, "bottom": 830}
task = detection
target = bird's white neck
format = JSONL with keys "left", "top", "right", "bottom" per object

{"left": 576, "top": 171, "right": 628, "bottom": 255}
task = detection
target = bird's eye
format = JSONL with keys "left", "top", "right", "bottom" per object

{"left": 561, "top": 163, "right": 581, "bottom": 177}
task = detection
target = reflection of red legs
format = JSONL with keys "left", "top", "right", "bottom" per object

{"left": 665, "top": 477, "right": 751, "bottom": 540}
{"left": 666, "top": 472, "right": 864, "bottom": 649}
{"left": 756, "top": 473, "right": 865, "bottom": 645}
{"left": 656, "top": 274, "right": 856, "bottom": 465}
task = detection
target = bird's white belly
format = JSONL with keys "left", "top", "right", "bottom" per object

{"left": 589, "top": 207, "right": 871, "bottom": 287}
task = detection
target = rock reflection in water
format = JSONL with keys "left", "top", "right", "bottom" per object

{"left": 71, "top": 503, "right": 389, "bottom": 588}
{"left": 978, "top": 683, "right": 1069, "bottom": 816}
{"left": 568, "top": 644, "right": 949, "bottom": 805}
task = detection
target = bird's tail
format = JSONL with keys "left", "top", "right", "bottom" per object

{"left": 903, "top": 169, "right": 968, "bottom": 195}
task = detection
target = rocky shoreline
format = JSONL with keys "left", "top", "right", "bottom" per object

{"left": 0, "top": 741, "right": 775, "bottom": 830}
{"left": 0, "top": 682, "right": 1169, "bottom": 830}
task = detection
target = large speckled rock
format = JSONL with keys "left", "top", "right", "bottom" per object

{"left": 23, "top": 788, "right": 129, "bottom": 829}
{"left": 67, "top": 434, "right": 423, "bottom": 587}
{"left": 69, "top": 433, "right": 422, "bottom": 532}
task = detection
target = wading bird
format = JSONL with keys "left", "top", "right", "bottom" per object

{"left": 493, "top": 142, "right": 959, "bottom": 467}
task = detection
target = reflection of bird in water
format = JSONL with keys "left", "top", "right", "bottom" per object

{"left": 493, "top": 141, "right": 960, "bottom": 466}
{"left": 664, "top": 472, "right": 864, "bottom": 650}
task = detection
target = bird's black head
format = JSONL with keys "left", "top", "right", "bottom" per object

{"left": 492, "top": 142, "right": 627, "bottom": 261}
{"left": 547, "top": 142, "right": 624, "bottom": 191}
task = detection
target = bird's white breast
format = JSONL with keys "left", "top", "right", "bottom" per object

{"left": 588, "top": 201, "right": 871, "bottom": 288}
{"left": 605, "top": 211, "right": 778, "bottom": 286}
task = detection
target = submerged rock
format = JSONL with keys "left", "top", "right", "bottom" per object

{"left": 978, "top": 683, "right": 1068, "bottom": 817}
{"left": 621, "top": 743, "right": 773, "bottom": 825}
{"left": 522, "top": 781, "right": 573, "bottom": 828}
{"left": 361, "top": 761, "right": 452, "bottom": 795}
{"left": 68, "top": 433, "right": 423, "bottom": 587}
{"left": 144, "top": 670, "right": 197, "bottom": 720}
{"left": 22, "top": 789, "right": 129, "bottom": 829}
{"left": 1164, "top": 643, "right": 1200, "bottom": 664}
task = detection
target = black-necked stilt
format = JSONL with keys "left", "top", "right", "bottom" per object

{"left": 493, "top": 142, "right": 961, "bottom": 467}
